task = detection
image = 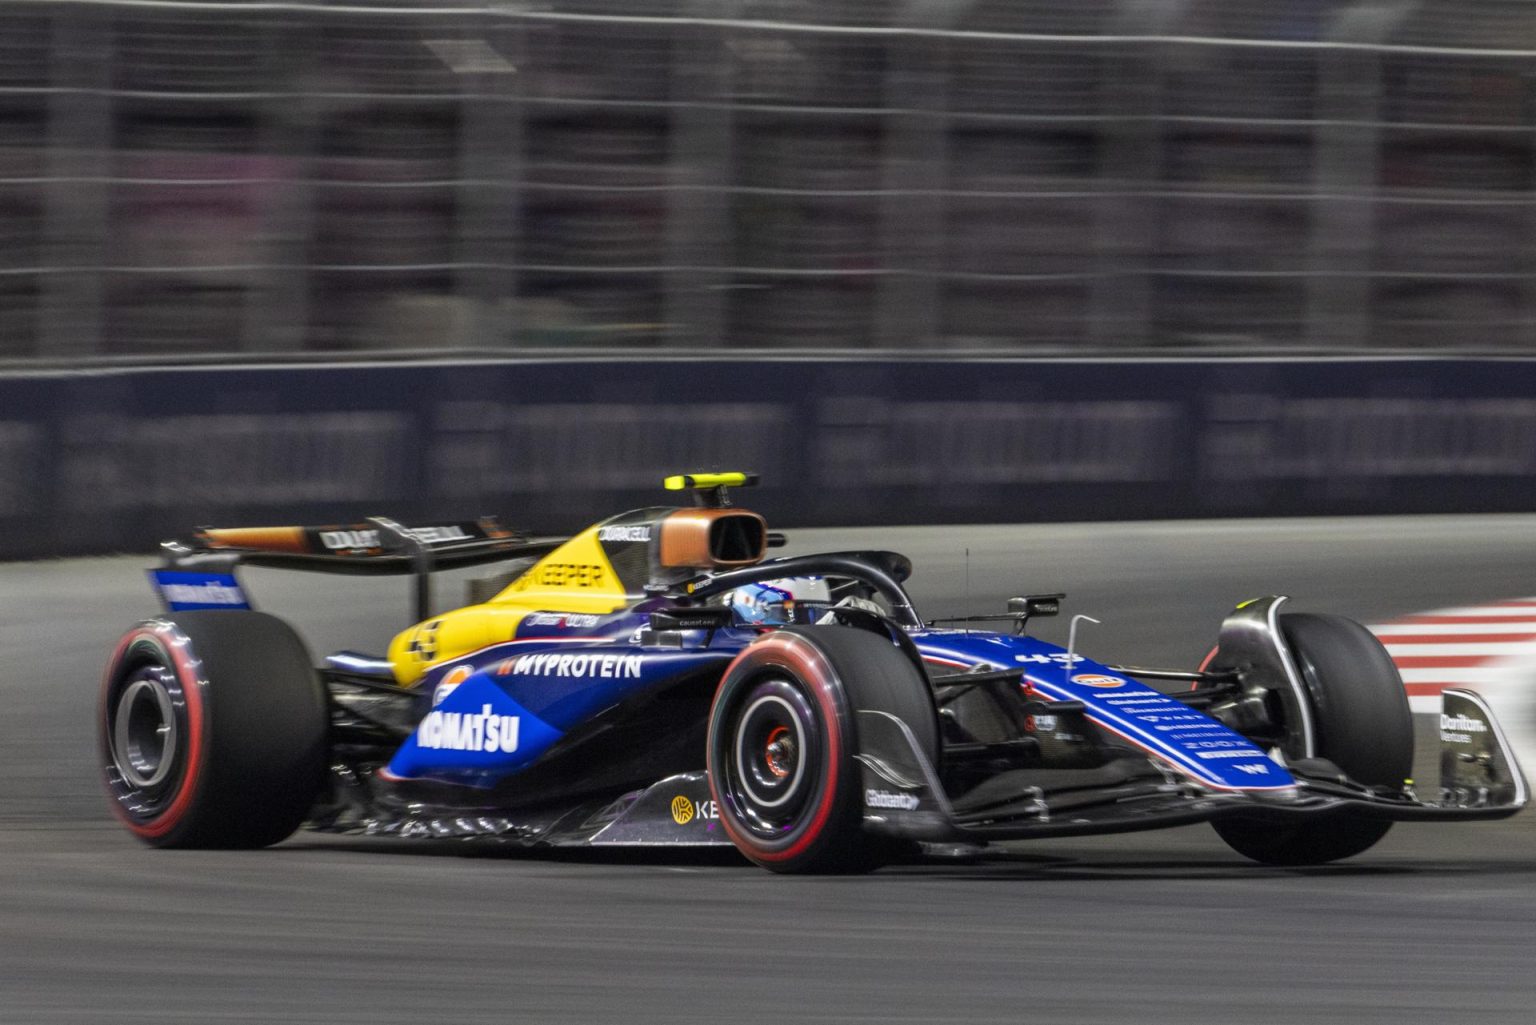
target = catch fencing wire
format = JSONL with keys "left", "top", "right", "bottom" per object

{"left": 1, "top": 0, "right": 1534, "bottom": 358}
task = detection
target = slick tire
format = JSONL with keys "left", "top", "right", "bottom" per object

{"left": 1213, "top": 613, "right": 1413, "bottom": 866}
{"left": 707, "top": 626, "right": 939, "bottom": 874}
{"left": 100, "top": 611, "right": 328, "bottom": 848}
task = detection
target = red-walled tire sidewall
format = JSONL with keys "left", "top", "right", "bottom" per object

{"left": 99, "top": 624, "right": 209, "bottom": 843}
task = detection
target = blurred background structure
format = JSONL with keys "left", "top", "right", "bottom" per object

{"left": 3, "top": 0, "right": 1535, "bottom": 359}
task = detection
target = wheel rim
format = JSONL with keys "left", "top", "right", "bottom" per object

{"left": 113, "top": 673, "right": 179, "bottom": 788}
{"left": 720, "top": 677, "right": 822, "bottom": 839}
{"left": 104, "top": 660, "right": 189, "bottom": 818}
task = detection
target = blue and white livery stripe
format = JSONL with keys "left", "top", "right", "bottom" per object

{"left": 913, "top": 630, "right": 1295, "bottom": 792}
{"left": 1028, "top": 675, "right": 1294, "bottom": 792}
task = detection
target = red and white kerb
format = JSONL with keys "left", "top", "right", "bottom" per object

{"left": 1372, "top": 598, "right": 1536, "bottom": 713}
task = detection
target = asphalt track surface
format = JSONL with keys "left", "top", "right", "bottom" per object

{"left": 4, "top": 516, "right": 1536, "bottom": 1024}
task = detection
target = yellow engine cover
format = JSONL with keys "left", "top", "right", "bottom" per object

{"left": 386, "top": 525, "right": 636, "bottom": 685}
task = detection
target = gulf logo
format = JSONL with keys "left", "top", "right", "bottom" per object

{"left": 432, "top": 664, "right": 475, "bottom": 705}
{"left": 1073, "top": 673, "right": 1124, "bottom": 688}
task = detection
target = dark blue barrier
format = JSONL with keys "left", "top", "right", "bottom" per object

{"left": 4, "top": 357, "right": 1536, "bottom": 559}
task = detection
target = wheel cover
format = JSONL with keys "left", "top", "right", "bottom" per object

{"left": 719, "top": 677, "right": 823, "bottom": 840}
{"left": 101, "top": 638, "right": 197, "bottom": 828}
{"left": 112, "top": 670, "right": 180, "bottom": 789}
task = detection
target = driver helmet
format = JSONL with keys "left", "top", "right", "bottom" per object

{"left": 726, "top": 577, "right": 832, "bottom": 626}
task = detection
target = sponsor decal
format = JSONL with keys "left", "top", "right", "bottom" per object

{"left": 407, "top": 525, "right": 473, "bottom": 545}
{"left": 597, "top": 525, "right": 651, "bottom": 543}
{"left": 519, "top": 563, "right": 606, "bottom": 589}
{"left": 161, "top": 581, "right": 246, "bottom": 606}
{"left": 416, "top": 704, "right": 520, "bottom": 753}
{"left": 509, "top": 652, "right": 643, "bottom": 679}
{"left": 525, "top": 612, "right": 603, "bottom": 629}
{"left": 1440, "top": 712, "right": 1489, "bottom": 744}
{"left": 864, "top": 789, "right": 920, "bottom": 811}
{"left": 1073, "top": 674, "right": 1124, "bottom": 688}
{"left": 152, "top": 570, "right": 251, "bottom": 610}
{"left": 319, "top": 525, "right": 471, "bottom": 551}
{"left": 319, "top": 529, "right": 380, "bottom": 551}
{"left": 432, "top": 665, "right": 474, "bottom": 705}
{"left": 669, "top": 796, "right": 718, "bottom": 825}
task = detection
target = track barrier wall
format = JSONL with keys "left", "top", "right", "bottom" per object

{"left": 5, "top": 357, "right": 1536, "bottom": 559}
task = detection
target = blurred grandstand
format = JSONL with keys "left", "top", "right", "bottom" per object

{"left": 0, "top": 0, "right": 1532, "bottom": 357}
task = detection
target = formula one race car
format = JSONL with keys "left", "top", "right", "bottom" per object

{"left": 99, "top": 474, "right": 1528, "bottom": 871}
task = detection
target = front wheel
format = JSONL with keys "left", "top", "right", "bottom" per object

{"left": 100, "top": 611, "right": 328, "bottom": 848}
{"left": 1213, "top": 612, "right": 1413, "bottom": 866}
{"left": 707, "top": 626, "right": 938, "bottom": 874}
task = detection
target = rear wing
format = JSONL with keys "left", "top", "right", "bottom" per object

{"left": 153, "top": 515, "right": 564, "bottom": 621}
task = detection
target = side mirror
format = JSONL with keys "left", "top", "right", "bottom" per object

{"left": 1009, "top": 594, "right": 1064, "bottom": 619}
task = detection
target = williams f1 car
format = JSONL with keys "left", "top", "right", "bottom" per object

{"left": 100, "top": 473, "right": 1527, "bottom": 871}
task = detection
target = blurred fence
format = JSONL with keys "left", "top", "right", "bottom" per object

{"left": 3, "top": 0, "right": 1536, "bottom": 358}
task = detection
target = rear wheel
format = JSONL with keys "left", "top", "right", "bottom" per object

{"left": 100, "top": 612, "right": 328, "bottom": 848}
{"left": 707, "top": 626, "right": 938, "bottom": 874}
{"left": 1213, "top": 612, "right": 1413, "bottom": 866}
